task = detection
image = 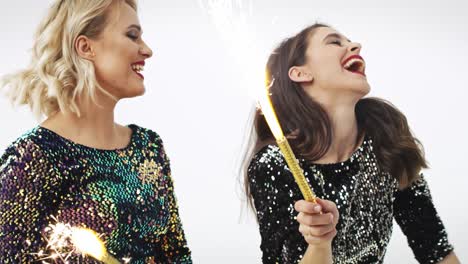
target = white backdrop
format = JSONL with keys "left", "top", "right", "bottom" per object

{"left": 1, "top": 0, "right": 467, "bottom": 263}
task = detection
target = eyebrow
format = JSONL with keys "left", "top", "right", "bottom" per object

{"left": 127, "top": 24, "right": 142, "bottom": 32}
{"left": 323, "top": 33, "right": 351, "bottom": 43}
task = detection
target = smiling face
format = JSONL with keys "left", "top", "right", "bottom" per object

{"left": 292, "top": 27, "right": 370, "bottom": 103}
{"left": 90, "top": 2, "right": 153, "bottom": 99}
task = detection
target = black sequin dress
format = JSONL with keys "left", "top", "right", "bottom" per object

{"left": 248, "top": 136, "right": 453, "bottom": 264}
{"left": 0, "top": 125, "right": 191, "bottom": 263}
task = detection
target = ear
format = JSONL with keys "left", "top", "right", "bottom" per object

{"left": 75, "top": 35, "right": 95, "bottom": 61}
{"left": 288, "top": 66, "right": 313, "bottom": 83}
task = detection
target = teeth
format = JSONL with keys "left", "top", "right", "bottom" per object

{"left": 343, "top": 58, "right": 365, "bottom": 73}
{"left": 344, "top": 58, "right": 362, "bottom": 69}
{"left": 131, "top": 64, "right": 144, "bottom": 72}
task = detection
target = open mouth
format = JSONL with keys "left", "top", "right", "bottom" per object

{"left": 342, "top": 55, "right": 366, "bottom": 76}
{"left": 131, "top": 61, "right": 145, "bottom": 79}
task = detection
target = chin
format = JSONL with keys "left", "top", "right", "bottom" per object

{"left": 121, "top": 86, "right": 146, "bottom": 98}
{"left": 338, "top": 82, "right": 370, "bottom": 96}
{"left": 347, "top": 79, "right": 371, "bottom": 95}
{"left": 132, "top": 88, "right": 146, "bottom": 97}
{"left": 358, "top": 84, "right": 371, "bottom": 95}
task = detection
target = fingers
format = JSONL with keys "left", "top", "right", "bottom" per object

{"left": 294, "top": 198, "right": 338, "bottom": 214}
{"left": 294, "top": 199, "right": 321, "bottom": 214}
{"left": 303, "top": 229, "right": 337, "bottom": 245}
{"left": 298, "top": 219, "right": 335, "bottom": 236}
{"left": 315, "top": 198, "right": 339, "bottom": 224}
{"left": 296, "top": 211, "right": 334, "bottom": 226}
{"left": 294, "top": 198, "right": 339, "bottom": 246}
{"left": 316, "top": 198, "right": 338, "bottom": 214}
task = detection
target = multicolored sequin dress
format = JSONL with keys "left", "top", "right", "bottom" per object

{"left": 0, "top": 125, "right": 192, "bottom": 263}
{"left": 248, "top": 136, "right": 453, "bottom": 264}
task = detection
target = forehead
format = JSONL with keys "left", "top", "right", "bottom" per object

{"left": 106, "top": 2, "right": 139, "bottom": 29}
{"left": 309, "top": 27, "right": 347, "bottom": 43}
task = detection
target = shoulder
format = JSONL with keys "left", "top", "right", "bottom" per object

{"left": 251, "top": 145, "right": 285, "bottom": 166}
{"left": 248, "top": 144, "right": 289, "bottom": 181}
{"left": 0, "top": 127, "right": 49, "bottom": 171}
{"left": 128, "top": 125, "right": 170, "bottom": 165}
{"left": 1, "top": 127, "right": 45, "bottom": 157}
{"left": 359, "top": 134, "right": 377, "bottom": 155}
{"left": 128, "top": 124, "right": 164, "bottom": 146}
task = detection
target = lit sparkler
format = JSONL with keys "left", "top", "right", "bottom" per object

{"left": 34, "top": 218, "right": 121, "bottom": 264}
{"left": 198, "top": 0, "right": 316, "bottom": 202}
{"left": 71, "top": 228, "right": 120, "bottom": 264}
{"left": 258, "top": 79, "right": 317, "bottom": 202}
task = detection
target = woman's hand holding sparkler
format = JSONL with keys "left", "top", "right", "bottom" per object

{"left": 295, "top": 198, "right": 338, "bottom": 264}
{"left": 295, "top": 198, "right": 339, "bottom": 247}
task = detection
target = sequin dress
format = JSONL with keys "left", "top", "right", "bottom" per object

{"left": 248, "top": 136, "right": 453, "bottom": 264}
{"left": 0, "top": 125, "right": 192, "bottom": 263}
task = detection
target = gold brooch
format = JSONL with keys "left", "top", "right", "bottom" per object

{"left": 137, "top": 159, "right": 162, "bottom": 186}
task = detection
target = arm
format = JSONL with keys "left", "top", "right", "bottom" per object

{"left": 248, "top": 149, "right": 294, "bottom": 263}
{"left": 394, "top": 174, "right": 455, "bottom": 264}
{"left": 0, "top": 140, "right": 63, "bottom": 263}
{"left": 152, "top": 137, "right": 192, "bottom": 263}
{"left": 439, "top": 252, "right": 460, "bottom": 264}
{"left": 248, "top": 147, "right": 335, "bottom": 264}
{"left": 300, "top": 245, "right": 333, "bottom": 264}
{"left": 154, "top": 175, "right": 192, "bottom": 263}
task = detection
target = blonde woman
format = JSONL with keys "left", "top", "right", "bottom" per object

{"left": 0, "top": 0, "right": 191, "bottom": 263}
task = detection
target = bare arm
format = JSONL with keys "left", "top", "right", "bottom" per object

{"left": 439, "top": 252, "right": 460, "bottom": 264}
{"left": 300, "top": 244, "right": 333, "bottom": 264}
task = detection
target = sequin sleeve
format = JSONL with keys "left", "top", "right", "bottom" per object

{"left": 393, "top": 174, "right": 454, "bottom": 263}
{"left": 151, "top": 136, "right": 192, "bottom": 263}
{"left": 0, "top": 139, "right": 63, "bottom": 263}
{"left": 248, "top": 146, "right": 308, "bottom": 264}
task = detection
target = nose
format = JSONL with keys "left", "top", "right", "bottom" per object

{"left": 348, "top": 42, "right": 362, "bottom": 53}
{"left": 139, "top": 40, "right": 153, "bottom": 58}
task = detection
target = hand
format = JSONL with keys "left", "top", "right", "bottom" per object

{"left": 294, "top": 198, "right": 339, "bottom": 247}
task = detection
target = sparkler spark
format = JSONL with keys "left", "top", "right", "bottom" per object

{"left": 33, "top": 220, "right": 76, "bottom": 263}
{"left": 199, "top": 0, "right": 317, "bottom": 202}
{"left": 197, "top": 0, "right": 269, "bottom": 100}
{"left": 32, "top": 217, "right": 121, "bottom": 264}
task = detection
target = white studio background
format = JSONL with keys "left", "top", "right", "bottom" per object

{"left": 0, "top": 0, "right": 467, "bottom": 263}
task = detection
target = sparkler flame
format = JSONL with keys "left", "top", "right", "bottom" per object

{"left": 34, "top": 221, "right": 75, "bottom": 263}
{"left": 34, "top": 217, "right": 121, "bottom": 264}
{"left": 71, "top": 228, "right": 106, "bottom": 261}
{"left": 199, "top": 0, "right": 316, "bottom": 202}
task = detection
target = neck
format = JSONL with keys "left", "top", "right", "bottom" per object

{"left": 41, "top": 93, "right": 130, "bottom": 150}
{"left": 310, "top": 90, "right": 362, "bottom": 164}
{"left": 70, "top": 96, "right": 118, "bottom": 139}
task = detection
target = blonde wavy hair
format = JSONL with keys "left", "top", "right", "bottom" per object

{"left": 0, "top": 0, "right": 137, "bottom": 118}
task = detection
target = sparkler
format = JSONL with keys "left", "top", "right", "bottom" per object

{"left": 71, "top": 228, "right": 121, "bottom": 264}
{"left": 33, "top": 221, "right": 75, "bottom": 263}
{"left": 258, "top": 79, "right": 317, "bottom": 202}
{"left": 198, "top": 0, "right": 316, "bottom": 202}
{"left": 35, "top": 218, "right": 121, "bottom": 264}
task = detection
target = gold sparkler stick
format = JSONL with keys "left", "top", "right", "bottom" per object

{"left": 258, "top": 79, "right": 317, "bottom": 203}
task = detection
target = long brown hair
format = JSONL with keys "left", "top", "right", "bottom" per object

{"left": 242, "top": 23, "right": 427, "bottom": 207}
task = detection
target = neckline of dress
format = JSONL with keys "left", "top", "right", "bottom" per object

{"left": 35, "top": 124, "right": 139, "bottom": 153}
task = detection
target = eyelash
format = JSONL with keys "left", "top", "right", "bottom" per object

{"left": 127, "top": 33, "right": 139, "bottom": 41}
{"left": 330, "top": 40, "right": 342, "bottom": 46}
